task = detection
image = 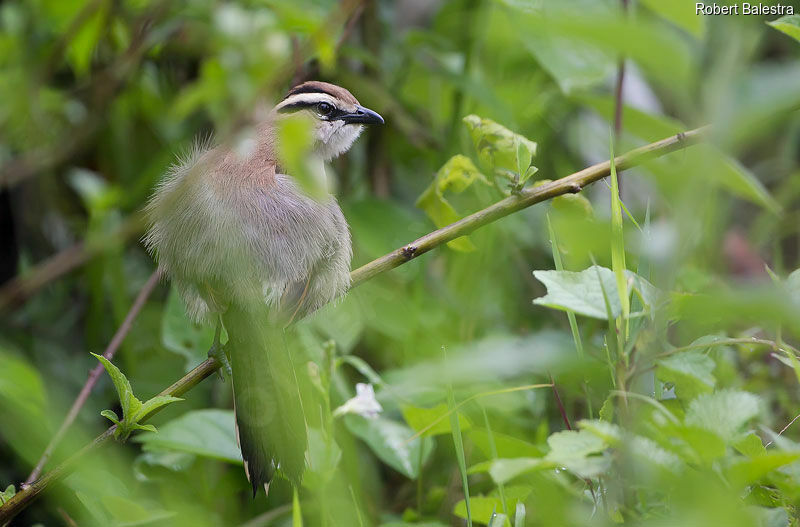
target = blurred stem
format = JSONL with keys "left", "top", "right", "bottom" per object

{"left": 22, "top": 268, "right": 161, "bottom": 487}
{"left": 448, "top": 0, "right": 483, "bottom": 147}
{"left": 613, "top": 0, "right": 629, "bottom": 196}
{"left": 0, "top": 127, "right": 707, "bottom": 524}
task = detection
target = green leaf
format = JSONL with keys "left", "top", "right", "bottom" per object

{"left": 726, "top": 451, "right": 800, "bottom": 487}
{"left": 304, "top": 427, "right": 342, "bottom": 489}
{"left": 463, "top": 115, "right": 538, "bottom": 181}
{"left": 133, "top": 395, "right": 184, "bottom": 422}
{"left": 345, "top": 415, "right": 434, "bottom": 479}
{"left": 415, "top": 154, "right": 489, "bottom": 251}
{"left": 676, "top": 425, "right": 727, "bottom": 464}
{"left": 91, "top": 353, "right": 139, "bottom": 419}
{"left": 639, "top": 0, "right": 704, "bottom": 38}
{"left": 657, "top": 351, "right": 716, "bottom": 400}
{"left": 685, "top": 390, "right": 760, "bottom": 442}
{"left": 402, "top": 403, "right": 472, "bottom": 437}
{"left": 533, "top": 265, "right": 659, "bottom": 320}
{"left": 453, "top": 487, "right": 531, "bottom": 526}
{"left": 101, "top": 494, "right": 175, "bottom": 525}
{"left": 277, "top": 114, "right": 326, "bottom": 200}
{"left": 133, "top": 409, "right": 243, "bottom": 464}
{"left": 469, "top": 428, "right": 544, "bottom": 459}
{"left": 133, "top": 423, "right": 158, "bottom": 434}
{"left": 767, "top": 15, "right": 800, "bottom": 43}
{"left": 734, "top": 433, "right": 767, "bottom": 458}
{"left": 545, "top": 430, "right": 610, "bottom": 478}
{"left": 482, "top": 457, "right": 552, "bottom": 484}
{"left": 100, "top": 409, "right": 121, "bottom": 426}
{"left": 0, "top": 484, "right": 16, "bottom": 505}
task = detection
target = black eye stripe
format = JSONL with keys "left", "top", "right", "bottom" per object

{"left": 277, "top": 101, "right": 347, "bottom": 120}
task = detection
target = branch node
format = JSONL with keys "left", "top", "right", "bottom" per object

{"left": 401, "top": 245, "right": 417, "bottom": 259}
{"left": 568, "top": 183, "right": 582, "bottom": 194}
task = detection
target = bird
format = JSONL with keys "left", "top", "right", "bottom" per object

{"left": 143, "top": 81, "right": 384, "bottom": 495}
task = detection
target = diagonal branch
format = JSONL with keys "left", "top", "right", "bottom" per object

{"left": 0, "top": 126, "right": 708, "bottom": 524}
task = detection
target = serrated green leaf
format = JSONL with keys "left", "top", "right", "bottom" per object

{"left": 768, "top": 15, "right": 800, "bottom": 43}
{"left": 92, "top": 353, "right": 139, "bottom": 418}
{"left": 685, "top": 390, "right": 760, "bottom": 442}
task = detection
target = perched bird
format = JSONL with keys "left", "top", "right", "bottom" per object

{"left": 144, "top": 81, "right": 384, "bottom": 495}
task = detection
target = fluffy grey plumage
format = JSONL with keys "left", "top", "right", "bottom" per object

{"left": 144, "top": 81, "right": 379, "bottom": 322}
{"left": 144, "top": 81, "right": 383, "bottom": 494}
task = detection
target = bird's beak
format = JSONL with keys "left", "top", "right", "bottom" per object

{"left": 340, "top": 105, "right": 384, "bottom": 125}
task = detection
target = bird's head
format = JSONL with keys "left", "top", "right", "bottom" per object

{"left": 273, "top": 81, "right": 384, "bottom": 161}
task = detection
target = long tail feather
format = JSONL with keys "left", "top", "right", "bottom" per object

{"left": 223, "top": 305, "right": 307, "bottom": 495}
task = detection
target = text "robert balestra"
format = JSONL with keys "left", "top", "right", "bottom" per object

{"left": 696, "top": 3, "right": 795, "bottom": 15}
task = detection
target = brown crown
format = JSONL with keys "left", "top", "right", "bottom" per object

{"left": 284, "top": 81, "right": 359, "bottom": 105}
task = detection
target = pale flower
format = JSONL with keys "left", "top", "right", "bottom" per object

{"left": 333, "top": 383, "right": 383, "bottom": 419}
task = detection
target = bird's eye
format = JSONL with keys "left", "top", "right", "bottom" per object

{"left": 317, "top": 102, "right": 334, "bottom": 116}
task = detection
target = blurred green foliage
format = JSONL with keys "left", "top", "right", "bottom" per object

{"left": 2, "top": 0, "right": 800, "bottom": 526}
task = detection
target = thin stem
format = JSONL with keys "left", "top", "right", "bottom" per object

{"left": 350, "top": 127, "right": 708, "bottom": 286}
{"left": 0, "top": 127, "right": 707, "bottom": 524}
{"left": 22, "top": 269, "right": 161, "bottom": 487}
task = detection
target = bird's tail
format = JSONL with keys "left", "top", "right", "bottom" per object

{"left": 222, "top": 304, "right": 308, "bottom": 496}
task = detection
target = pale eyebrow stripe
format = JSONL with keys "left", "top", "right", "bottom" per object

{"left": 275, "top": 93, "right": 340, "bottom": 111}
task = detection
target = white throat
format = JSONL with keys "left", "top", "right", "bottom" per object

{"left": 314, "top": 121, "right": 364, "bottom": 161}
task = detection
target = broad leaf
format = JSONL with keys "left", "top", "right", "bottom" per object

{"left": 768, "top": 15, "right": 800, "bottom": 43}
{"left": 685, "top": 390, "right": 760, "bottom": 442}
{"left": 134, "top": 409, "right": 242, "bottom": 464}
{"left": 402, "top": 403, "right": 471, "bottom": 437}
{"left": 545, "top": 430, "right": 610, "bottom": 478}
{"left": 415, "top": 154, "right": 489, "bottom": 251}
{"left": 533, "top": 265, "right": 659, "bottom": 320}
{"left": 463, "top": 115, "right": 538, "bottom": 182}
{"left": 345, "top": 415, "right": 434, "bottom": 479}
{"left": 657, "top": 351, "right": 716, "bottom": 400}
